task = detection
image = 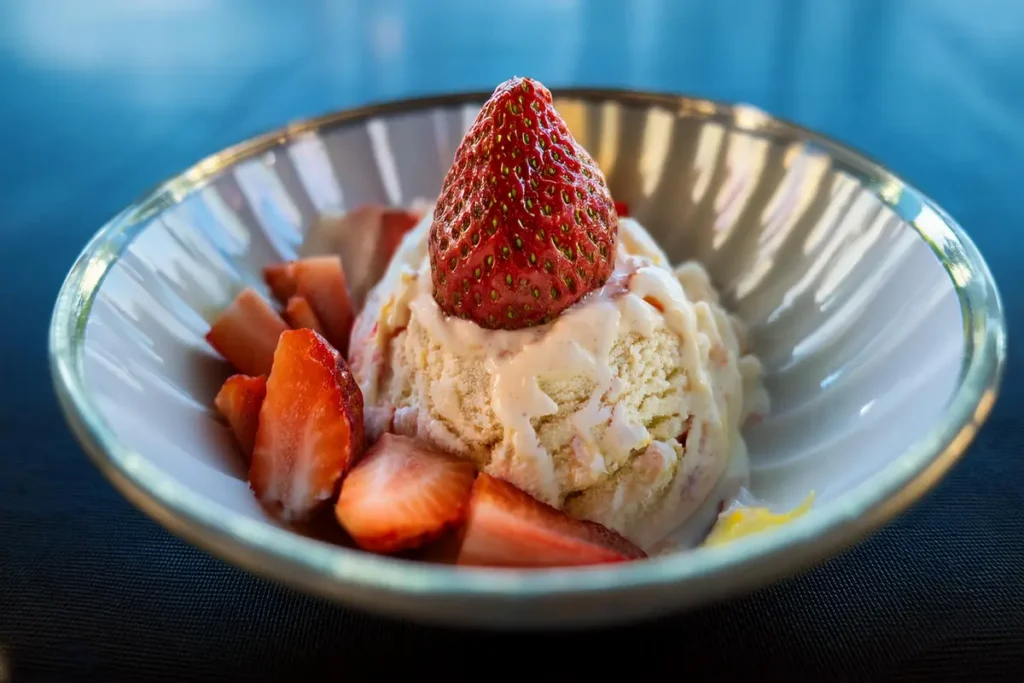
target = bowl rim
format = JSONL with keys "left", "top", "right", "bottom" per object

{"left": 49, "top": 87, "right": 1007, "bottom": 604}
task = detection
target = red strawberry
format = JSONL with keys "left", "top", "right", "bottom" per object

{"left": 263, "top": 262, "right": 297, "bottom": 304}
{"left": 335, "top": 434, "right": 476, "bottom": 553}
{"left": 429, "top": 76, "right": 618, "bottom": 330}
{"left": 614, "top": 200, "right": 630, "bottom": 217}
{"left": 291, "top": 256, "right": 354, "bottom": 357}
{"left": 213, "top": 374, "right": 267, "bottom": 464}
{"left": 377, "top": 208, "right": 422, "bottom": 271}
{"left": 456, "top": 473, "right": 647, "bottom": 568}
{"left": 262, "top": 257, "right": 354, "bottom": 355}
{"left": 250, "top": 329, "right": 364, "bottom": 522}
{"left": 206, "top": 288, "right": 289, "bottom": 377}
{"left": 283, "top": 295, "right": 325, "bottom": 335}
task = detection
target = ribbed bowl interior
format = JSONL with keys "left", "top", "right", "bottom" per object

{"left": 54, "top": 92, "right": 995, "bottom": 627}
{"left": 83, "top": 96, "right": 963, "bottom": 518}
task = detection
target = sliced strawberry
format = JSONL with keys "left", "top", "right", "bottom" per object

{"left": 250, "top": 328, "right": 364, "bottom": 522}
{"left": 335, "top": 433, "right": 476, "bottom": 553}
{"left": 263, "top": 262, "right": 297, "bottom": 304}
{"left": 291, "top": 256, "right": 354, "bottom": 356}
{"left": 614, "top": 200, "right": 630, "bottom": 217}
{"left": 429, "top": 76, "right": 618, "bottom": 330}
{"left": 377, "top": 208, "right": 421, "bottom": 270}
{"left": 205, "top": 288, "right": 289, "bottom": 377}
{"left": 457, "top": 473, "right": 647, "bottom": 568}
{"left": 263, "top": 256, "right": 354, "bottom": 353}
{"left": 283, "top": 295, "right": 325, "bottom": 335}
{"left": 213, "top": 374, "right": 267, "bottom": 464}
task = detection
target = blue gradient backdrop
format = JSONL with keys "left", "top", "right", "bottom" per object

{"left": 0, "top": 1, "right": 1022, "bottom": 680}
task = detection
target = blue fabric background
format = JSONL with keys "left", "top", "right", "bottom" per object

{"left": 1, "top": 1, "right": 1022, "bottom": 680}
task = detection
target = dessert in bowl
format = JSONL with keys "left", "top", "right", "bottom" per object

{"left": 50, "top": 78, "right": 1004, "bottom": 627}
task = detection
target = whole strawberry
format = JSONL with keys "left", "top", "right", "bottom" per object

{"left": 429, "top": 76, "right": 619, "bottom": 330}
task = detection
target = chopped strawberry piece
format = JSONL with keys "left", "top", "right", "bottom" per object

{"left": 250, "top": 329, "right": 364, "bottom": 522}
{"left": 205, "top": 288, "right": 289, "bottom": 377}
{"left": 213, "top": 374, "right": 267, "bottom": 464}
{"left": 335, "top": 434, "right": 476, "bottom": 553}
{"left": 614, "top": 200, "right": 630, "bottom": 217}
{"left": 263, "top": 262, "right": 297, "bottom": 304}
{"left": 262, "top": 256, "right": 355, "bottom": 353}
{"left": 301, "top": 204, "right": 388, "bottom": 268}
{"left": 457, "top": 473, "right": 647, "bottom": 568}
{"left": 283, "top": 295, "right": 325, "bottom": 335}
{"left": 377, "top": 208, "right": 421, "bottom": 269}
{"left": 291, "top": 256, "right": 354, "bottom": 357}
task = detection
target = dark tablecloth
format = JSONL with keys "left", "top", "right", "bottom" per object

{"left": 1, "top": 1, "right": 1022, "bottom": 680}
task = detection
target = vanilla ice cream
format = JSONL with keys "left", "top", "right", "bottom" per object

{"left": 348, "top": 213, "right": 768, "bottom": 551}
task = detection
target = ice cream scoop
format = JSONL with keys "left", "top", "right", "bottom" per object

{"left": 349, "top": 213, "right": 768, "bottom": 550}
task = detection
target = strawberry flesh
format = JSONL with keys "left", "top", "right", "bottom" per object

{"left": 261, "top": 257, "right": 355, "bottom": 355}
{"left": 213, "top": 374, "right": 267, "bottom": 464}
{"left": 250, "top": 328, "right": 364, "bottom": 522}
{"left": 376, "top": 208, "right": 422, "bottom": 273}
{"left": 205, "top": 288, "right": 289, "bottom": 377}
{"left": 614, "top": 200, "right": 630, "bottom": 217}
{"left": 263, "top": 263, "right": 297, "bottom": 304}
{"left": 335, "top": 434, "right": 476, "bottom": 553}
{"left": 457, "top": 473, "right": 647, "bottom": 567}
{"left": 283, "top": 295, "right": 325, "bottom": 335}
{"left": 291, "top": 256, "right": 354, "bottom": 356}
{"left": 429, "top": 76, "right": 618, "bottom": 330}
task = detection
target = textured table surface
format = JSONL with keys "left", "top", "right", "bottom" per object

{"left": 1, "top": 1, "right": 1023, "bottom": 680}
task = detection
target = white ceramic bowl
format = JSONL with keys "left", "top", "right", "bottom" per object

{"left": 50, "top": 90, "right": 1005, "bottom": 629}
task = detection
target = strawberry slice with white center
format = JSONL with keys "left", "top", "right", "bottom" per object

{"left": 213, "top": 374, "right": 267, "bottom": 464}
{"left": 250, "top": 328, "right": 364, "bottom": 522}
{"left": 335, "top": 433, "right": 477, "bottom": 553}
{"left": 205, "top": 288, "right": 289, "bottom": 377}
{"left": 457, "top": 473, "right": 647, "bottom": 567}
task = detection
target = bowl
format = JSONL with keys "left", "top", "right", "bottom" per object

{"left": 50, "top": 89, "right": 1006, "bottom": 629}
